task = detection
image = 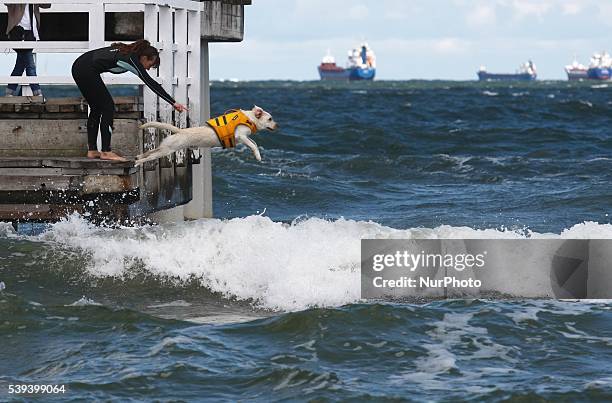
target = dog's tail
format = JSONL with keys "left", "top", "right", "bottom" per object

{"left": 140, "top": 121, "right": 181, "bottom": 134}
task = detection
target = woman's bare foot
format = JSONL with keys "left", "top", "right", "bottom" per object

{"left": 87, "top": 150, "right": 101, "bottom": 159}
{"left": 100, "top": 151, "right": 128, "bottom": 162}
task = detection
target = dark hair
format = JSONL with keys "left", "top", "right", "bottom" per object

{"left": 111, "top": 39, "right": 160, "bottom": 68}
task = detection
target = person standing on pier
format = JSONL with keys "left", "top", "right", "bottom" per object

{"left": 4, "top": 3, "right": 50, "bottom": 97}
{"left": 71, "top": 40, "right": 187, "bottom": 162}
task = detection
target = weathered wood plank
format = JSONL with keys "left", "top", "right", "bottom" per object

{"left": 0, "top": 166, "right": 135, "bottom": 176}
{"left": 0, "top": 113, "right": 42, "bottom": 119}
{"left": 0, "top": 203, "right": 135, "bottom": 222}
{"left": 45, "top": 97, "right": 79, "bottom": 105}
{"left": 0, "top": 96, "right": 142, "bottom": 118}
{"left": 0, "top": 168, "right": 64, "bottom": 176}
{"left": 0, "top": 149, "right": 89, "bottom": 158}
{"left": 0, "top": 96, "right": 45, "bottom": 105}
{"left": 40, "top": 158, "right": 134, "bottom": 169}
{"left": 0, "top": 96, "right": 140, "bottom": 106}
{"left": 0, "top": 175, "right": 74, "bottom": 191}
{"left": 81, "top": 174, "right": 135, "bottom": 194}
{"left": 61, "top": 168, "right": 137, "bottom": 176}
{"left": 0, "top": 119, "right": 142, "bottom": 157}
{"left": 0, "top": 172, "right": 138, "bottom": 193}
{"left": 0, "top": 158, "right": 43, "bottom": 168}
{"left": 0, "top": 186, "right": 140, "bottom": 205}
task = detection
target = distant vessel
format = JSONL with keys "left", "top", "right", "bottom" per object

{"left": 586, "top": 52, "right": 611, "bottom": 80}
{"left": 477, "top": 61, "right": 537, "bottom": 81}
{"left": 318, "top": 43, "right": 376, "bottom": 81}
{"left": 317, "top": 51, "right": 349, "bottom": 80}
{"left": 565, "top": 57, "right": 588, "bottom": 80}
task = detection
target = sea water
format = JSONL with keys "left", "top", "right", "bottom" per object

{"left": 0, "top": 81, "right": 611, "bottom": 401}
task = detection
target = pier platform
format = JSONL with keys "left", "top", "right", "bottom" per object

{"left": 0, "top": 96, "right": 193, "bottom": 224}
{"left": 0, "top": 0, "right": 256, "bottom": 223}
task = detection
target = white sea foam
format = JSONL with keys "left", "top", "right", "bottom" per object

{"left": 30, "top": 214, "right": 612, "bottom": 311}
{"left": 560, "top": 323, "right": 612, "bottom": 345}
{"left": 0, "top": 222, "right": 17, "bottom": 238}
{"left": 584, "top": 377, "right": 612, "bottom": 389}
{"left": 148, "top": 335, "right": 194, "bottom": 356}
{"left": 69, "top": 296, "right": 102, "bottom": 306}
{"left": 147, "top": 300, "right": 192, "bottom": 308}
{"left": 392, "top": 311, "right": 516, "bottom": 389}
{"left": 507, "top": 306, "right": 541, "bottom": 324}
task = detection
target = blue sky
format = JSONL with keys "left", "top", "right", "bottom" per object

{"left": 1, "top": 0, "right": 610, "bottom": 81}
{"left": 209, "top": 0, "right": 612, "bottom": 80}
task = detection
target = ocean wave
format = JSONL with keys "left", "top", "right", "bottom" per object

{"left": 2, "top": 290, "right": 612, "bottom": 400}
{"left": 4, "top": 215, "right": 607, "bottom": 311}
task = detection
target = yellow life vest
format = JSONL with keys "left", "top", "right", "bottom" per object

{"left": 206, "top": 110, "right": 258, "bottom": 148}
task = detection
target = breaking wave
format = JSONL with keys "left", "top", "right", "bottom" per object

{"left": 4, "top": 214, "right": 609, "bottom": 311}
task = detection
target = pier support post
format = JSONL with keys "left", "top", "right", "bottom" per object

{"left": 184, "top": 40, "right": 213, "bottom": 219}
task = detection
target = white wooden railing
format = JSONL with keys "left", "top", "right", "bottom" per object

{"left": 0, "top": 0, "right": 203, "bottom": 129}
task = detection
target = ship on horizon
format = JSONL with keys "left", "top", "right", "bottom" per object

{"left": 586, "top": 52, "right": 611, "bottom": 80}
{"left": 565, "top": 56, "right": 588, "bottom": 80}
{"left": 318, "top": 43, "right": 376, "bottom": 81}
{"left": 477, "top": 60, "right": 537, "bottom": 81}
{"left": 565, "top": 52, "right": 611, "bottom": 80}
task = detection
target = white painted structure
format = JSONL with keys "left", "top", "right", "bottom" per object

{"left": 0, "top": 0, "right": 213, "bottom": 219}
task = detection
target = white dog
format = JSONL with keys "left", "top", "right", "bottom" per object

{"left": 135, "top": 106, "right": 278, "bottom": 165}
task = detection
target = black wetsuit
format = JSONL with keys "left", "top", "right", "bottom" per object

{"left": 71, "top": 47, "right": 176, "bottom": 152}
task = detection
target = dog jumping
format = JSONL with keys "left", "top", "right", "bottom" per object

{"left": 136, "top": 106, "right": 278, "bottom": 165}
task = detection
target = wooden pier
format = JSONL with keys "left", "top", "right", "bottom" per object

{"left": 0, "top": 96, "right": 192, "bottom": 223}
{"left": 0, "top": 0, "right": 252, "bottom": 224}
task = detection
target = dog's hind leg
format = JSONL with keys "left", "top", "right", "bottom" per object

{"left": 135, "top": 133, "right": 197, "bottom": 165}
{"left": 135, "top": 146, "right": 172, "bottom": 165}
{"left": 137, "top": 148, "right": 157, "bottom": 160}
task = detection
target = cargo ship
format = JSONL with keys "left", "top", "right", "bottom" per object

{"left": 586, "top": 52, "right": 611, "bottom": 80}
{"left": 477, "top": 60, "right": 537, "bottom": 81}
{"left": 565, "top": 57, "right": 588, "bottom": 80}
{"left": 318, "top": 43, "right": 376, "bottom": 81}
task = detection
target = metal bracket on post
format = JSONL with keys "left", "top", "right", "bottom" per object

{"left": 189, "top": 149, "right": 202, "bottom": 164}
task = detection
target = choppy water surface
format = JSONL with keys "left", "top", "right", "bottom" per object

{"left": 1, "top": 81, "right": 611, "bottom": 401}
{"left": 211, "top": 81, "right": 612, "bottom": 232}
